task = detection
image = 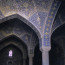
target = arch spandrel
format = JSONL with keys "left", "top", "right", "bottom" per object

{"left": 0, "top": 0, "right": 60, "bottom": 50}
{"left": 0, "top": 16, "right": 40, "bottom": 50}
{"left": 41, "top": 0, "right": 61, "bottom": 48}
{"left": 0, "top": 14, "right": 41, "bottom": 39}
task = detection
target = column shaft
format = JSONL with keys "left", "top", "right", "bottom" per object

{"left": 29, "top": 57, "right": 33, "bottom": 65}
{"left": 42, "top": 51, "right": 49, "bottom": 65}
{"left": 23, "top": 59, "right": 26, "bottom": 65}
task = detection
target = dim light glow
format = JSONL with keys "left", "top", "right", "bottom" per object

{"left": 9, "top": 50, "right": 13, "bottom": 57}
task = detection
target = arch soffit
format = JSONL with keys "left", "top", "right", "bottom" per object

{"left": 0, "top": 31, "right": 32, "bottom": 47}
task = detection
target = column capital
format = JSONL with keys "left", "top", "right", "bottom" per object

{"left": 28, "top": 54, "right": 34, "bottom": 58}
{"left": 28, "top": 47, "right": 34, "bottom": 57}
{"left": 40, "top": 46, "right": 51, "bottom": 52}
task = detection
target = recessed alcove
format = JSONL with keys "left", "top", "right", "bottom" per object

{"left": 0, "top": 17, "right": 41, "bottom": 65}
{"left": 0, "top": 45, "right": 23, "bottom": 65}
{"left": 0, "top": 35, "right": 28, "bottom": 65}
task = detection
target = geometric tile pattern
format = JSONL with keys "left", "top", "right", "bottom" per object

{"left": 0, "top": 0, "right": 61, "bottom": 48}
{"left": 42, "top": 0, "right": 61, "bottom": 47}
{"left": 0, "top": 0, "right": 51, "bottom": 35}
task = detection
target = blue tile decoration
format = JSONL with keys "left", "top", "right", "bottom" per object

{"left": 34, "top": 0, "right": 52, "bottom": 12}
{"left": 29, "top": 12, "right": 47, "bottom": 33}
{"left": 0, "top": 0, "right": 62, "bottom": 48}
{"left": 0, "top": 0, "right": 34, "bottom": 17}
{"left": 38, "top": 12, "right": 47, "bottom": 31}
{"left": 42, "top": 0, "right": 61, "bottom": 47}
{"left": 0, "top": 0, "right": 48, "bottom": 35}
{"left": 0, "top": 0, "right": 51, "bottom": 36}
{"left": 0, "top": 19, "right": 39, "bottom": 47}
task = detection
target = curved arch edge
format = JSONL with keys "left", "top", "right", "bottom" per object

{"left": 0, "top": 14, "right": 42, "bottom": 47}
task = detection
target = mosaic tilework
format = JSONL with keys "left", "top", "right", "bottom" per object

{"left": 0, "top": 0, "right": 61, "bottom": 48}
{"left": 0, "top": 0, "right": 35, "bottom": 17}
{"left": 42, "top": 0, "right": 61, "bottom": 47}
{"left": 34, "top": 0, "right": 53, "bottom": 12}
{"left": 0, "top": 19, "right": 38, "bottom": 49}
{"left": 29, "top": 12, "right": 47, "bottom": 33}
{"left": 0, "top": 0, "right": 51, "bottom": 36}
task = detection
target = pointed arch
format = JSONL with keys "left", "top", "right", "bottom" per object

{"left": 0, "top": 35, "right": 28, "bottom": 59}
{"left": 0, "top": 14, "right": 41, "bottom": 45}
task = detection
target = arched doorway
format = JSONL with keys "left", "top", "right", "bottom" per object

{"left": 0, "top": 15, "right": 41, "bottom": 65}
{"left": 0, "top": 45, "right": 23, "bottom": 65}
{"left": 0, "top": 35, "right": 28, "bottom": 65}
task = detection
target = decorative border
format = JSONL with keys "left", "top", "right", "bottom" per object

{"left": 43, "top": 0, "right": 61, "bottom": 46}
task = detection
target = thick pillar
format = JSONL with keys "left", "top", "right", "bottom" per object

{"left": 40, "top": 46, "right": 51, "bottom": 65}
{"left": 42, "top": 50, "right": 49, "bottom": 65}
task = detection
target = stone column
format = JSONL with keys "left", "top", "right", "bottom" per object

{"left": 28, "top": 47, "right": 34, "bottom": 65}
{"left": 23, "top": 59, "right": 26, "bottom": 65}
{"left": 42, "top": 50, "right": 49, "bottom": 65}
{"left": 29, "top": 55, "right": 33, "bottom": 65}
{"left": 40, "top": 46, "right": 51, "bottom": 65}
